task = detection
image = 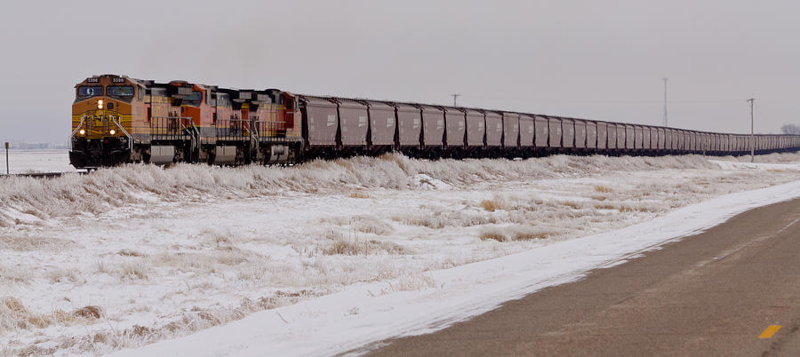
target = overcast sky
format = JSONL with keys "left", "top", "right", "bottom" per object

{"left": 1, "top": 0, "right": 798, "bottom": 144}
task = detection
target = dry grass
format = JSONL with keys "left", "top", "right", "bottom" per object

{"left": 324, "top": 215, "right": 394, "bottom": 235}
{"left": 0, "top": 235, "right": 79, "bottom": 252}
{"left": 73, "top": 305, "right": 104, "bottom": 319}
{"left": 512, "top": 228, "right": 555, "bottom": 240}
{"left": 201, "top": 229, "right": 239, "bottom": 248}
{"left": 47, "top": 268, "right": 80, "bottom": 284}
{"left": 592, "top": 201, "right": 660, "bottom": 213}
{"left": 560, "top": 200, "right": 584, "bottom": 210}
{"left": 94, "top": 260, "right": 110, "bottom": 274}
{"left": 235, "top": 261, "right": 270, "bottom": 282}
{"left": 394, "top": 214, "right": 447, "bottom": 229}
{"left": 0, "top": 265, "right": 33, "bottom": 284}
{"left": 480, "top": 197, "right": 507, "bottom": 212}
{"left": 479, "top": 230, "right": 507, "bottom": 242}
{"left": 213, "top": 250, "right": 253, "bottom": 266}
{"left": 394, "top": 209, "right": 497, "bottom": 229}
{"left": 593, "top": 184, "right": 614, "bottom": 193}
{"left": 321, "top": 231, "right": 405, "bottom": 256}
{"left": 101, "top": 291, "right": 313, "bottom": 353}
{"left": 350, "top": 216, "right": 393, "bottom": 235}
{"left": 0, "top": 297, "right": 102, "bottom": 334}
{"left": 593, "top": 202, "right": 618, "bottom": 210}
{"left": 117, "top": 260, "right": 151, "bottom": 281}
{"left": 373, "top": 240, "right": 407, "bottom": 255}
{"left": 480, "top": 226, "right": 555, "bottom": 242}
{"left": 118, "top": 249, "right": 146, "bottom": 257}
{"left": 15, "top": 345, "right": 57, "bottom": 356}
{"left": 3, "top": 289, "right": 319, "bottom": 356}
{"left": 149, "top": 252, "right": 213, "bottom": 274}
{"left": 323, "top": 236, "right": 380, "bottom": 255}
{"left": 348, "top": 192, "right": 373, "bottom": 199}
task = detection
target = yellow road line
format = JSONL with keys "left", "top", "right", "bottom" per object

{"left": 759, "top": 325, "right": 781, "bottom": 339}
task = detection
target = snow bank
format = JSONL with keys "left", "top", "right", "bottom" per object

{"left": 0, "top": 154, "right": 718, "bottom": 227}
{"left": 717, "top": 152, "right": 800, "bottom": 163}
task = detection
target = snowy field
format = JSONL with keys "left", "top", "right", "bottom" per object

{"left": 1, "top": 150, "right": 78, "bottom": 175}
{"left": 1, "top": 151, "right": 800, "bottom": 356}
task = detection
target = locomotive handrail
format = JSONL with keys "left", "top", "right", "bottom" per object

{"left": 70, "top": 115, "right": 86, "bottom": 138}
{"left": 149, "top": 116, "right": 194, "bottom": 141}
{"left": 215, "top": 118, "right": 253, "bottom": 141}
{"left": 110, "top": 115, "right": 134, "bottom": 150}
{"left": 186, "top": 120, "right": 200, "bottom": 158}
{"left": 102, "top": 115, "right": 110, "bottom": 136}
{"left": 68, "top": 115, "right": 87, "bottom": 149}
{"left": 249, "top": 118, "right": 259, "bottom": 142}
{"left": 87, "top": 115, "right": 95, "bottom": 134}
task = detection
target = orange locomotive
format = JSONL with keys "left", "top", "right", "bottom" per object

{"left": 70, "top": 75, "right": 302, "bottom": 168}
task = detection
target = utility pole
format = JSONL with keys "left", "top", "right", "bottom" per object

{"left": 4, "top": 142, "right": 8, "bottom": 175}
{"left": 451, "top": 94, "right": 461, "bottom": 107}
{"left": 747, "top": 98, "right": 755, "bottom": 162}
{"left": 662, "top": 78, "right": 668, "bottom": 127}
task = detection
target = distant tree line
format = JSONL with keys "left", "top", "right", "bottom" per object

{"left": 781, "top": 124, "right": 800, "bottom": 134}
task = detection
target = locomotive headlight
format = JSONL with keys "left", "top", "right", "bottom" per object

{"left": 97, "top": 99, "right": 104, "bottom": 109}
{"left": 79, "top": 129, "right": 85, "bottom": 135}
{"left": 109, "top": 129, "right": 116, "bottom": 135}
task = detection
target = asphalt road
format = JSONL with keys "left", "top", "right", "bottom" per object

{"left": 369, "top": 198, "right": 800, "bottom": 356}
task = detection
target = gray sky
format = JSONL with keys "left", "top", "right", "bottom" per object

{"left": 1, "top": 0, "right": 799, "bottom": 144}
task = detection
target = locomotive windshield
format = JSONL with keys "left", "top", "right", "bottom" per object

{"left": 107, "top": 86, "right": 134, "bottom": 99}
{"left": 77, "top": 86, "right": 103, "bottom": 98}
{"left": 183, "top": 91, "right": 202, "bottom": 106}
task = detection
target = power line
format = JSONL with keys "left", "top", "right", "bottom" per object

{"left": 455, "top": 94, "right": 742, "bottom": 105}
{"left": 451, "top": 94, "right": 461, "bottom": 107}
{"left": 663, "top": 78, "right": 668, "bottom": 127}
{"left": 747, "top": 98, "right": 755, "bottom": 162}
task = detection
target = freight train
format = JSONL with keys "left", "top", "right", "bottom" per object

{"left": 70, "top": 74, "right": 800, "bottom": 168}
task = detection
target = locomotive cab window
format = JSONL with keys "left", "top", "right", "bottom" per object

{"left": 183, "top": 91, "right": 202, "bottom": 106}
{"left": 107, "top": 86, "right": 135, "bottom": 102}
{"left": 77, "top": 86, "right": 103, "bottom": 99}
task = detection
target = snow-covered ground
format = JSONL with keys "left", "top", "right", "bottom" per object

{"left": 1, "top": 151, "right": 799, "bottom": 356}
{"left": 116, "top": 178, "right": 800, "bottom": 357}
{"left": 1, "top": 149, "right": 78, "bottom": 175}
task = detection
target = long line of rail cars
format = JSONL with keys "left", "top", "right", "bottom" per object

{"left": 70, "top": 74, "right": 800, "bottom": 168}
